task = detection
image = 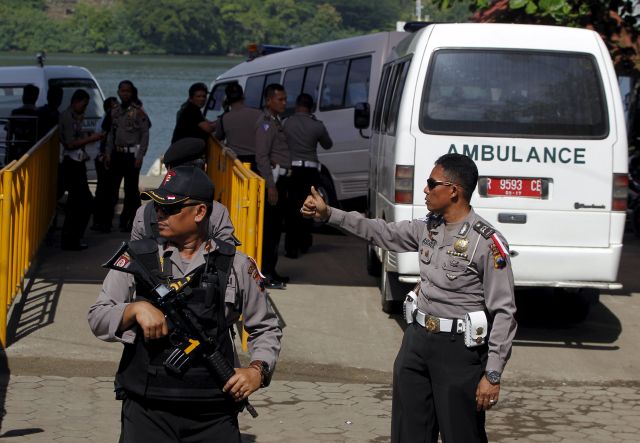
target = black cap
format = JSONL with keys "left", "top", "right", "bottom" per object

{"left": 141, "top": 166, "right": 214, "bottom": 204}
{"left": 163, "top": 138, "right": 206, "bottom": 167}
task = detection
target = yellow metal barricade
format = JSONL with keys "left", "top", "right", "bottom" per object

{"left": 0, "top": 128, "right": 59, "bottom": 346}
{"left": 206, "top": 137, "right": 265, "bottom": 351}
{"left": 206, "top": 137, "right": 264, "bottom": 267}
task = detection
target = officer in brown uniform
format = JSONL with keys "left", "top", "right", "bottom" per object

{"left": 255, "top": 83, "right": 291, "bottom": 288}
{"left": 283, "top": 93, "right": 332, "bottom": 258}
{"left": 302, "top": 153, "right": 517, "bottom": 443}
{"left": 106, "top": 80, "right": 150, "bottom": 232}
{"left": 215, "top": 83, "right": 262, "bottom": 171}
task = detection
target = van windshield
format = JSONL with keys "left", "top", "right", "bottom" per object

{"left": 420, "top": 50, "right": 608, "bottom": 138}
{"left": 49, "top": 78, "right": 104, "bottom": 119}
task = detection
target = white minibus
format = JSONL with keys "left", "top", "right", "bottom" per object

{"left": 205, "top": 32, "right": 405, "bottom": 205}
{"left": 360, "top": 23, "right": 628, "bottom": 313}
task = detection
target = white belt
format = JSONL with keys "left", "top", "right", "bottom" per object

{"left": 414, "top": 310, "right": 465, "bottom": 334}
{"left": 291, "top": 160, "right": 320, "bottom": 169}
{"left": 277, "top": 167, "right": 291, "bottom": 176}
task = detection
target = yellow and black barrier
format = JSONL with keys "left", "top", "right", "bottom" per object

{"left": 0, "top": 128, "right": 59, "bottom": 346}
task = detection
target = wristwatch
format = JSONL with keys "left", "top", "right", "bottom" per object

{"left": 485, "top": 370, "right": 501, "bottom": 385}
{"left": 249, "top": 360, "right": 270, "bottom": 388}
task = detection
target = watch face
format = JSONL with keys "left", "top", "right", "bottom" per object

{"left": 487, "top": 371, "right": 500, "bottom": 384}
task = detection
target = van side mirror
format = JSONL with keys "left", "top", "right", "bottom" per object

{"left": 354, "top": 102, "right": 370, "bottom": 129}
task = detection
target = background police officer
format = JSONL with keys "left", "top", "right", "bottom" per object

{"left": 283, "top": 93, "right": 332, "bottom": 258}
{"left": 255, "top": 83, "right": 290, "bottom": 288}
{"left": 129, "top": 137, "right": 236, "bottom": 244}
{"left": 105, "top": 80, "right": 150, "bottom": 232}
{"left": 88, "top": 166, "right": 282, "bottom": 443}
{"left": 302, "top": 153, "right": 517, "bottom": 443}
{"left": 215, "top": 83, "right": 262, "bottom": 171}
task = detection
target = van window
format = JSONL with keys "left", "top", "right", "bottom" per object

{"left": 245, "top": 72, "right": 282, "bottom": 109}
{"left": 345, "top": 56, "right": 372, "bottom": 107}
{"left": 380, "top": 64, "right": 401, "bottom": 133}
{"left": 373, "top": 65, "right": 392, "bottom": 132}
{"left": 283, "top": 68, "right": 304, "bottom": 111}
{"left": 420, "top": 50, "right": 608, "bottom": 138}
{"left": 205, "top": 82, "right": 236, "bottom": 119}
{"left": 320, "top": 56, "right": 372, "bottom": 111}
{"left": 386, "top": 59, "right": 411, "bottom": 135}
{"left": 302, "top": 65, "right": 323, "bottom": 107}
{"left": 0, "top": 85, "right": 26, "bottom": 118}
{"left": 49, "top": 78, "right": 104, "bottom": 119}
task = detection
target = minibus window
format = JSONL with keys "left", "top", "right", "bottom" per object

{"left": 205, "top": 82, "right": 233, "bottom": 119}
{"left": 373, "top": 65, "right": 392, "bottom": 132}
{"left": 420, "top": 50, "right": 608, "bottom": 138}
{"left": 321, "top": 60, "right": 349, "bottom": 111}
{"left": 381, "top": 64, "right": 401, "bottom": 133}
{"left": 386, "top": 59, "right": 411, "bottom": 135}
{"left": 345, "top": 56, "right": 372, "bottom": 108}
{"left": 302, "top": 65, "right": 323, "bottom": 109}
{"left": 244, "top": 75, "right": 265, "bottom": 109}
{"left": 265, "top": 72, "right": 282, "bottom": 88}
{"left": 0, "top": 85, "right": 26, "bottom": 118}
{"left": 284, "top": 68, "right": 304, "bottom": 112}
{"left": 49, "top": 78, "right": 104, "bottom": 118}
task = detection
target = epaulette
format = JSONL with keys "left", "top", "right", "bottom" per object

{"left": 473, "top": 220, "right": 495, "bottom": 239}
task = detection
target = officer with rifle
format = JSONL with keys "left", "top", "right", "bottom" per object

{"left": 88, "top": 166, "right": 282, "bottom": 442}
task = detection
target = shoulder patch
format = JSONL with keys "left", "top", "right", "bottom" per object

{"left": 473, "top": 220, "right": 495, "bottom": 239}
{"left": 489, "top": 243, "right": 507, "bottom": 269}
{"left": 262, "top": 123, "right": 270, "bottom": 132}
{"left": 247, "top": 256, "right": 266, "bottom": 291}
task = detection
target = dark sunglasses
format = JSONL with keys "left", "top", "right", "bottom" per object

{"left": 426, "top": 178, "right": 457, "bottom": 190}
{"left": 154, "top": 201, "right": 201, "bottom": 216}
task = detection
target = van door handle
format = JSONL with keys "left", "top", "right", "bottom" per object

{"left": 498, "top": 213, "right": 527, "bottom": 224}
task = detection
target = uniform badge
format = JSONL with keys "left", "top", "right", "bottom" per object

{"left": 161, "top": 169, "right": 176, "bottom": 186}
{"left": 454, "top": 238, "right": 469, "bottom": 253}
{"left": 247, "top": 256, "right": 266, "bottom": 291}
{"left": 262, "top": 123, "right": 270, "bottom": 131}
{"left": 490, "top": 244, "right": 506, "bottom": 269}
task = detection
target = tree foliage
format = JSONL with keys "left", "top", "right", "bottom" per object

{"left": 436, "top": 0, "right": 640, "bottom": 73}
{"left": 0, "top": 0, "right": 408, "bottom": 55}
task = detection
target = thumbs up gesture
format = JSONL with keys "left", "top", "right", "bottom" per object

{"left": 301, "top": 186, "right": 330, "bottom": 221}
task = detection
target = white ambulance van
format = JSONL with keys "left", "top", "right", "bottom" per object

{"left": 361, "top": 23, "right": 628, "bottom": 312}
{"left": 205, "top": 32, "right": 406, "bottom": 205}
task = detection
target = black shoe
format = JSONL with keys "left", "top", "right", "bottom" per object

{"left": 264, "top": 277, "right": 285, "bottom": 290}
{"left": 61, "top": 241, "right": 88, "bottom": 251}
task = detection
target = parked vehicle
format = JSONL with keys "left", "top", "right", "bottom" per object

{"left": 204, "top": 32, "right": 406, "bottom": 206}
{"left": 355, "top": 23, "right": 628, "bottom": 312}
{"left": 0, "top": 63, "right": 105, "bottom": 173}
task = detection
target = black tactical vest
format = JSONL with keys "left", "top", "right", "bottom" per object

{"left": 115, "top": 238, "right": 236, "bottom": 402}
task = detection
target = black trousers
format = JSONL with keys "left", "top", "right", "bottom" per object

{"left": 120, "top": 396, "right": 241, "bottom": 443}
{"left": 110, "top": 152, "right": 141, "bottom": 230}
{"left": 391, "top": 324, "right": 488, "bottom": 443}
{"left": 60, "top": 157, "right": 93, "bottom": 246}
{"left": 237, "top": 154, "right": 257, "bottom": 173}
{"left": 93, "top": 158, "right": 114, "bottom": 229}
{"left": 285, "top": 166, "right": 319, "bottom": 255}
{"left": 262, "top": 176, "right": 289, "bottom": 275}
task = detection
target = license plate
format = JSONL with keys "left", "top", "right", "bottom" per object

{"left": 486, "top": 177, "right": 542, "bottom": 198}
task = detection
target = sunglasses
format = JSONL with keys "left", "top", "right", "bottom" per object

{"left": 426, "top": 178, "right": 457, "bottom": 190}
{"left": 154, "top": 201, "right": 201, "bottom": 216}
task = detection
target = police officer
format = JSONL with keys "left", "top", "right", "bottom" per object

{"left": 283, "top": 93, "right": 332, "bottom": 258}
{"left": 130, "top": 137, "right": 236, "bottom": 244}
{"left": 58, "top": 89, "right": 104, "bottom": 250}
{"left": 302, "top": 153, "right": 517, "bottom": 443}
{"left": 88, "top": 166, "right": 282, "bottom": 443}
{"left": 106, "top": 80, "right": 150, "bottom": 232}
{"left": 215, "top": 83, "right": 262, "bottom": 171}
{"left": 255, "top": 83, "right": 291, "bottom": 288}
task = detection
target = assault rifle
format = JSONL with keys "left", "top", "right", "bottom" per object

{"left": 103, "top": 240, "right": 258, "bottom": 418}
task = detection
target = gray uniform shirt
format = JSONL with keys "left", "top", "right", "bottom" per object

{"left": 58, "top": 107, "right": 86, "bottom": 150}
{"left": 328, "top": 207, "right": 517, "bottom": 373}
{"left": 255, "top": 111, "right": 290, "bottom": 188}
{"left": 130, "top": 200, "right": 235, "bottom": 243}
{"left": 215, "top": 104, "right": 262, "bottom": 157}
{"left": 284, "top": 112, "right": 333, "bottom": 162}
{"left": 106, "top": 103, "right": 150, "bottom": 161}
{"left": 87, "top": 239, "right": 282, "bottom": 371}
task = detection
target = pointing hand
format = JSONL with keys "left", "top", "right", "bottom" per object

{"left": 301, "top": 186, "right": 330, "bottom": 221}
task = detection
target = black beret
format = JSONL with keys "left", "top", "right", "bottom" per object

{"left": 163, "top": 138, "right": 206, "bottom": 167}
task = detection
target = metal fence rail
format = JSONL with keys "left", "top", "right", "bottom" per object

{"left": 207, "top": 137, "right": 265, "bottom": 267}
{"left": 0, "top": 128, "right": 59, "bottom": 346}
